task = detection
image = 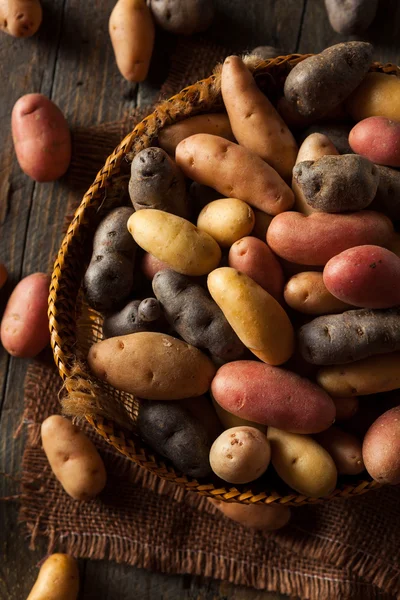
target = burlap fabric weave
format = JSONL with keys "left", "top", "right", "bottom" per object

{"left": 19, "top": 38, "right": 400, "bottom": 600}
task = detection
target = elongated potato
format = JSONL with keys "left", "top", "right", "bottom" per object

{"left": 317, "top": 352, "right": 400, "bottom": 397}
{"left": 41, "top": 416, "right": 106, "bottom": 501}
{"left": 88, "top": 332, "right": 216, "bottom": 399}
{"left": 284, "top": 272, "right": 352, "bottom": 315}
{"left": 158, "top": 113, "right": 234, "bottom": 155}
{"left": 221, "top": 55, "right": 297, "bottom": 180}
{"left": 209, "top": 498, "right": 291, "bottom": 531}
{"left": 333, "top": 396, "right": 359, "bottom": 421}
{"left": 109, "top": 0, "right": 155, "bottom": 82}
{"left": 346, "top": 73, "right": 400, "bottom": 122}
{"left": 267, "top": 428, "right": 337, "bottom": 497}
{"left": 211, "top": 395, "right": 266, "bottom": 433}
{"left": 314, "top": 426, "right": 364, "bottom": 475}
{"left": 363, "top": 406, "right": 400, "bottom": 484}
{"left": 128, "top": 209, "right": 221, "bottom": 276}
{"left": 207, "top": 267, "right": 294, "bottom": 365}
{"left": 0, "top": 0, "right": 42, "bottom": 37}
{"left": 176, "top": 134, "right": 294, "bottom": 216}
{"left": 197, "top": 198, "right": 255, "bottom": 247}
{"left": 27, "top": 554, "right": 79, "bottom": 600}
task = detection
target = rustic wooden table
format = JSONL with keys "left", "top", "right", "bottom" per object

{"left": 0, "top": 0, "right": 399, "bottom": 598}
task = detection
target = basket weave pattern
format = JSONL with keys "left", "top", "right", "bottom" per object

{"left": 49, "top": 54, "right": 399, "bottom": 505}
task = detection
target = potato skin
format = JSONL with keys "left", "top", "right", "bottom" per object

{"left": 323, "top": 245, "right": 400, "bottom": 308}
{"left": 149, "top": 0, "right": 214, "bottom": 34}
{"left": 284, "top": 41, "right": 373, "bottom": 118}
{"left": 267, "top": 211, "right": 393, "bottom": 266}
{"left": 228, "top": 237, "right": 284, "bottom": 301}
{"left": 333, "top": 396, "right": 359, "bottom": 421}
{"left": 212, "top": 360, "right": 336, "bottom": 433}
{"left": 175, "top": 134, "right": 294, "bottom": 216}
{"left": 314, "top": 426, "right": 364, "bottom": 475}
{"left": 158, "top": 113, "right": 234, "bottom": 156}
{"left": 346, "top": 73, "right": 400, "bottom": 122}
{"left": 12, "top": 94, "right": 71, "bottom": 182}
{"left": 208, "top": 268, "right": 294, "bottom": 365}
{"left": 284, "top": 271, "right": 351, "bottom": 315}
{"left": 267, "top": 427, "right": 337, "bottom": 497}
{"left": 88, "top": 332, "right": 216, "bottom": 399}
{"left": 41, "top": 416, "right": 106, "bottom": 501}
{"left": 209, "top": 426, "right": 271, "bottom": 484}
{"left": 349, "top": 117, "right": 400, "bottom": 167}
{"left": 197, "top": 198, "right": 255, "bottom": 247}
{"left": 0, "top": 0, "right": 42, "bottom": 38}
{"left": 209, "top": 498, "right": 291, "bottom": 531}
{"left": 221, "top": 55, "right": 297, "bottom": 180}
{"left": 102, "top": 298, "right": 162, "bottom": 338}
{"left": 128, "top": 209, "right": 221, "bottom": 276}
{"left": 27, "top": 554, "right": 79, "bottom": 600}
{"left": 109, "top": 0, "right": 154, "bottom": 82}
{"left": 1, "top": 273, "right": 50, "bottom": 358}
{"left": 324, "top": 0, "right": 378, "bottom": 34}
{"left": 141, "top": 252, "right": 169, "bottom": 279}
{"left": 363, "top": 406, "right": 400, "bottom": 484}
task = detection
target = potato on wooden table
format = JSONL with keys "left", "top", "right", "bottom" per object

{"left": 314, "top": 426, "right": 364, "bottom": 475}
{"left": 346, "top": 73, "right": 400, "bottom": 122}
{"left": 284, "top": 272, "right": 352, "bottom": 315}
{"left": 349, "top": 117, "right": 400, "bottom": 167}
{"left": 363, "top": 406, "right": 400, "bottom": 485}
{"left": 209, "top": 498, "right": 291, "bottom": 531}
{"left": 324, "top": 0, "right": 378, "bottom": 34}
{"left": 27, "top": 554, "right": 79, "bottom": 600}
{"left": 197, "top": 198, "right": 255, "bottom": 247}
{"left": 0, "top": 0, "right": 42, "bottom": 37}
{"left": 159, "top": 113, "right": 234, "bottom": 156}
{"left": 149, "top": 0, "right": 214, "bottom": 35}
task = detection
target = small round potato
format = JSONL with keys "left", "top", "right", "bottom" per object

{"left": 149, "top": 0, "right": 214, "bottom": 35}
{"left": 349, "top": 117, "right": 400, "bottom": 168}
{"left": 27, "top": 554, "right": 79, "bottom": 600}
{"left": 209, "top": 498, "right": 291, "bottom": 531}
{"left": 0, "top": 0, "right": 42, "bottom": 38}
{"left": 197, "top": 198, "right": 255, "bottom": 247}
{"left": 284, "top": 271, "right": 352, "bottom": 315}
{"left": 210, "top": 426, "right": 271, "bottom": 484}
{"left": 346, "top": 72, "right": 400, "bottom": 122}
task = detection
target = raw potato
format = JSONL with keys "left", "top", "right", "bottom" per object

{"left": 12, "top": 94, "right": 71, "bottom": 182}
{"left": 88, "top": 332, "right": 216, "bottom": 399}
{"left": 371, "top": 166, "right": 400, "bottom": 220}
{"left": 137, "top": 400, "right": 212, "bottom": 478}
{"left": 141, "top": 252, "right": 169, "bottom": 279}
{"left": 0, "top": 0, "right": 42, "bottom": 37}
{"left": 149, "top": 0, "right": 214, "bottom": 35}
{"left": 138, "top": 297, "right": 161, "bottom": 322}
{"left": 316, "top": 352, "right": 400, "bottom": 397}
{"left": 314, "top": 426, "right": 364, "bottom": 475}
{"left": 109, "top": 0, "right": 155, "bottom": 82}
{"left": 209, "top": 426, "right": 271, "bottom": 484}
{"left": 252, "top": 209, "right": 273, "bottom": 240}
{"left": 284, "top": 272, "right": 352, "bottom": 315}
{"left": 1, "top": 273, "right": 50, "bottom": 358}
{"left": 27, "top": 554, "right": 79, "bottom": 600}
{"left": 293, "top": 155, "right": 379, "bottom": 212}
{"left": 267, "top": 211, "right": 393, "bottom": 265}
{"left": 0, "top": 263, "right": 8, "bottom": 290}
{"left": 221, "top": 55, "right": 298, "bottom": 180}
{"left": 333, "top": 396, "right": 359, "bottom": 421}
{"left": 102, "top": 298, "right": 162, "bottom": 338}
{"left": 129, "top": 147, "right": 188, "bottom": 218}
{"left": 324, "top": 0, "right": 378, "bottom": 34}
{"left": 175, "top": 134, "right": 294, "bottom": 216}
{"left": 211, "top": 395, "right": 266, "bottom": 433}
{"left": 197, "top": 198, "right": 255, "bottom": 247}
{"left": 298, "top": 123, "right": 353, "bottom": 155}
{"left": 211, "top": 360, "right": 336, "bottom": 433}
{"left": 363, "top": 406, "right": 400, "bottom": 484}
{"left": 128, "top": 209, "right": 221, "bottom": 276}
{"left": 268, "top": 428, "right": 337, "bottom": 497}
{"left": 158, "top": 113, "right": 234, "bottom": 155}
{"left": 346, "top": 73, "right": 400, "bottom": 122}
{"left": 228, "top": 236, "right": 284, "bottom": 301}
{"left": 209, "top": 498, "right": 291, "bottom": 530}
{"left": 207, "top": 267, "right": 294, "bottom": 365}
{"left": 349, "top": 117, "right": 400, "bottom": 167}
{"left": 284, "top": 41, "right": 373, "bottom": 118}
{"left": 41, "top": 416, "right": 106, "bottom": 501}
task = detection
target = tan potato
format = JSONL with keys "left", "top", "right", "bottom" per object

{"left": 317, "top": 352, "right": 400, "bottom": 397}
{"left": 158, "top": 113, "right": 234, "bottom": 155}
{"left": 346, "top": 73, "right": 400, "bottom": 122}
{"left": 211, "top": 395, "right": 266, "bottom": 433}
{"left": 27, "top": 554, "right": 79, "bottom": 600}
{"left": 333, "top": 396, "right": 359, "bottom": 421}
{"left": 176, "top": 134, "right": 294, "bottom": 216}
{"left": 41, "top": 416, "right": 106, "bottom": 501}
{"left": 128, "top": 209, "right": 221, "bottom": 276}
{"left": 207, "top": 267, "right": 294, "bottom": 365}
{"left": 314, "top": 426, "right": 364, "bottom": 475}
{"left": 0, "top": 0, "right": 42, "bottom": 37}
{"left": 209, "top": 498, "right": 291, "bottom": 531}
{"left": 252, "top": 209, "right": 273, "bottom": 240}
{"left": 284, "top": 271, "right": 352, "bottom": 315}
{"left": 197, "top": 198, "right": 255, "bottom": 247}
{"left": 221, "top": 55, "right": 298, "bottom": 180}
{"left": 267, "top": 427, "right": 337, "bottom": 497}
{"left": 88, "top": 332, "right": 216, "bottom": 399}
{"left": 109, "top": 0, "right": 155, "bottom": 82}
{"left": 209, "top": 426, "right": 271, "bottom": 484}
{"left": 0, "top": 263, "right": 8, "bottom": 290}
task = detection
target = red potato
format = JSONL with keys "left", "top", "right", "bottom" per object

{"left": 228, "top": 237, "right": 284, "bottom": 301}
{"left": 1, "top": 273, "right": 50, "bottom": 357}
{"left": 141, "top": 252, "right": 169, "bottom": 280}
{"left": 211, "top": 360, "right": 336, "bottom": 434}
{"left": 363, "top": 406, "right": 400, "bottom": 485}
{"left": 323, "top": 245, "right": 400, "bottom": 308}
{"left": 0, "top": 0, "right": 42, "bottom": 38}
{"left": 267, "top": 211, "right": 393, "bottom": 266}
{"left": 209, "top": 498, "right": 291, "bottom": 531}
{"left": 314, "top": 426, "right": 364, "bottom": 475}
{"left": 333, "top": 396, "right": 359, "bottom": 421}
{"left": 12, "top": 94, "right": 71, "bottom": 182}
{"left": 0, "top": 263, "right": 8, "bottom": 290}
{"left": 349, "top": 117, "right": 400, "bottom": 167}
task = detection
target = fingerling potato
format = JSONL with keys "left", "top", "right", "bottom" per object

{"left": 159, "top": 113, "right": 234, "bottom": 155}
{"left": 27, "top": 554, "right": 79, "bottom": 600}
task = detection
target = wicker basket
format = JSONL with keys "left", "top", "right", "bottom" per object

{"left": 49, "top": 54, "right": 400, "bottom": 506}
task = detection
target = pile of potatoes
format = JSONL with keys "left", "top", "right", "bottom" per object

{"left": 84, "top": 41, "right": 400, "bottom": 501}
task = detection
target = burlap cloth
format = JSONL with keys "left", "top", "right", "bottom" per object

{"left": 19, "top": 38, "right": 400, "bottom": 600}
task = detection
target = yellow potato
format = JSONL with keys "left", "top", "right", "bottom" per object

{"left": 109, "top": 0, "right": 155, "bottom": 82}
{"left": 209, "top": 498, "right": 291, "bottom": 530}
{"left": 317, "top": 352, "right": 400, "bottom": 397}
{"left": 128, "top": 209, "right": 221, "bottom": 276}
{"left": 0, "top": 0, "right": 42, "bottom": 37}
{"left": 267, "top": 427, "right": 337, "bottom": 497}
{"left": 27, "top": 554, "right": 79, "bottom": 600}
{"left": 197, "top": 198, "right": 255, "bottom": 247}
{"left": 221, "top": 55, "right": 298, "bottom": 180}
{"left": 284, "top": 271, "right": 352, "bottom": 315}
{"left": 158, "top": 113, "right": 234, "bottom": 155}
{"left": 211, "top": 395, "right": 266, "bottom": 433}
{"left": 41, "top": 416, "right": 106, "bottom": 501}
{"left": 252, "top": 209, "right": 273, "bottom": 240}
{"left": 346, "top": 72, "right": 400, "bottom": 121}
{"left": 207, "top": 267, "right": 294, "bottom": 365}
